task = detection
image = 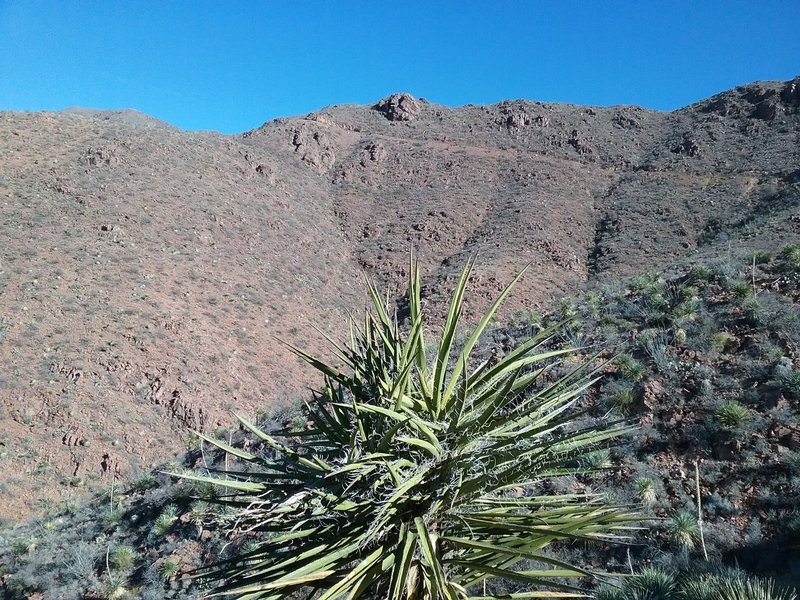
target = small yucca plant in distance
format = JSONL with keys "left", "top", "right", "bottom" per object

{"left": 668, "top": 510, "right": 700, "bottom": 549}
{"left": 634, "top": 477, "right": 656, "bottom": 507}
{"left": 179, "top": 257, "right": 639, "bottom": 599}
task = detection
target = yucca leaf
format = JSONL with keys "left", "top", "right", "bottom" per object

{"left": 377, "top": 418, "right": 410, "bottom": 453}
{"left": 331, "top": 401, "right": 406, "bottom": 422}
{"left": 397, "top": 435, "right": 441, "bottom": 458}
{"left": 442, "top": 537, "right": 590, "bottom": 575}
{"left": 431, "top": 255, "right": 475, "bottom": 418}
{"left": 207, "top": 569, "right": 337, "bottom": 596}
{"left": 373, "top": 468, "right": 427, "bottom": 522}
{"left": 233, "top": 413, "right": 330, "bottom": 472}
{"left": 388, "top": 523, "right": 416, "bottom": 599}
{"left": 169, "top": 472, "right": 263, "bottom": 493}
{"left": 444, "top": 265, "right": 528, "bottom": 401}
{"left": 315, "top": 545, "right": 389, "bottom": 600}
{"left": 190, "top": 430, "right": 257, "bottom": 461}
{"left": 415, "top": 517, "right": 459, "bottom": 600}
{"left": 447, "top": 561, "right": 587, "bottom": 594}
{"left": 408, "top": 257, "right": 432, "bottom": 399}
{"left": 445, "top": 353, "right": 470, "bottom": 433}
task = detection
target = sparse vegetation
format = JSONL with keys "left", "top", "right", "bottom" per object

{"left": 597, "top": 567, "right": 797, "bottom": 600}
{"left": 2, "top": 248, "right": 800, "bottom": 596}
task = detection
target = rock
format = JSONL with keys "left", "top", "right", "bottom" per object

{"left": 672, "top": 137, "right": 700, "bottom": 157}
{"left": 752, "top": 98, "right": 781, "bottom": 121}
{"left": 567, "top": 129, "right": 593, "bottom": 155}
{"left": 361, "top": 142, "right": 387, "bottom": 164}
{"left": 290, "top": 125, "right": 336, "bottom": 172}
{"left": 780, "top": 77, "right": 800, "bottom": 107}
{"left": 774, "top": 425, "right": 800, "bottom": 449}
{"left": 713, "top": 433, "right": 742, "bottom": 460}
{"left": 82, "top": 143, "right": 122, "bottom": 166}
{"left": 373, "top": 93, "right": 421, "bottom": 122}
{"left": 701, "top": 96, "right": 741, "bottom": 117}
{"left": 497, "top": 104, "right": 531, "bottom": 131}
{"left": 639, "top": 378, "right": 667, "bottom": 411}
{"left": 505, "top": 113, "right": 529, "bottom": 129}
{"left": 742, "top": 88, "right": 782, "bottom": 121}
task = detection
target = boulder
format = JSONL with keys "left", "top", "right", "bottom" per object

{"left": 373, "top": 93, "right": 421, "bottom": 122}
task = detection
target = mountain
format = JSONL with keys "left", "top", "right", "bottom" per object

{"left": 0, "top": 77, "right": 798, "bottom": 521}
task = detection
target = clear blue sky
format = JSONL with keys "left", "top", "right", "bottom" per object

{"left": 1, "top": 1, "right": 798, "bottom": 134}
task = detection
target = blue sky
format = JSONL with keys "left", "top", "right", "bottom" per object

{"left": 1, "top": 1, "right": 798, "bottom": 134}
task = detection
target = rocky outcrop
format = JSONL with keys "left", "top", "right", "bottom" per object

{"left": 373, "top": 93, "right": 421, "bottom": 122}
{"left": 291, "top": 124, "right": 336, "bottom": 171}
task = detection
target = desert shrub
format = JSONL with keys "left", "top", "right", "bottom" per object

{"left": 629, "top": 272, "right": 664, "bottom": 298}
{"left": 160, "top": 557, "right": 180, "bottom": 580}
{"left": 704, "top": 492, "right": 734, "bottom": 517}
{"left": 152, "top": 504, "right": 179, "bottom": 536}
{"left": 179, "top": 259, "right": 639, "bottom": 598}
{"left": 596, "top": 567, "right": 677, "bottom": 600}
{"left": 746, "top": 250, "right": 772, "bottom": 266}
{"left": 615, "top": 353, "right": 647, "bottom": 382}
{"left": 778, "top": 243, "right": 800, "bottom": 278}
{"left": 130, "top": 472, "right": 156, "bottom": 492}
{"left": 784, "top": 452, "right": 800, "bottom": 476}
{"left": 111, "top": 545, "right": 137, "bottom": 571}
{"left": 710, "top": 331, "right": 736, "bottom": 353}
{"left": 673, "top": 299, "right": 699, "bottom": 321}
{"left": 581, "top": 449, "right": 613, "bottom": 470}
{"left": 98, "top": 572, "right": 131, "bottom": 600}
{"left": 690, "top": 264, "right": 713, "bottom": 282}
{"left": 715, "top": 400, "right": 750, "bottom": 429}
{"left": 597, "top": 567, "right": 797, "bottom": 600}
{"left": 584, "top": 290, "right": 603, "bottom": 317}
{"left": 558, "top": 295, "right": 579, "bottom": 321}
{"left": 775, "top": 359, "right": 800, "bottom": 399}
{"left": 634, "top": 476, "right": 657, "bottom": 506}
{"left": 640, "top": 330, "right": 675, "bottom": 374}
{"left": 668, "top": 510, "right": 700, "bottom": 549}
{"left": 727, "top": 279, "right": 753, "bottom": 300}
{"left": 715, "top": 576, "right": 797, "bottom": 600}
{"left": 607, "top": 383, "right": 637, "bottom": 415}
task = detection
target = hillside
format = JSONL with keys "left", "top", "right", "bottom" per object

{"left": 1, "top": 246, "right": 798, "bottom": 598}
{"left": 0, "top": 77, "right": 798, "bottom": 520}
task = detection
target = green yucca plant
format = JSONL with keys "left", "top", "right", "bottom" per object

{"left": 715, "top": 577, "right": 797, "bottom": 600}
{"left": 598, "top": 568, "right": 798, "bottom": 600}
{"left": 179, "top": 258, "right": 639, "bottom": 599}
{"left": 714, "top": 400, "right": 750, "bottom": 429}
{"left": 634, "top": 477, "right": 656, "bottom": 507}
{"left": 668, "top": 510, "right": 700, "bottom": 549}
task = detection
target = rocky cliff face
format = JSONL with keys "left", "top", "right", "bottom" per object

{"left": 0, "top": 77, "right": 797, "bottom": 519}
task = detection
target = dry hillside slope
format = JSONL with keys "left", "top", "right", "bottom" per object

{"left": 0, "top": 77, "right": 798, "bottom": 520}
